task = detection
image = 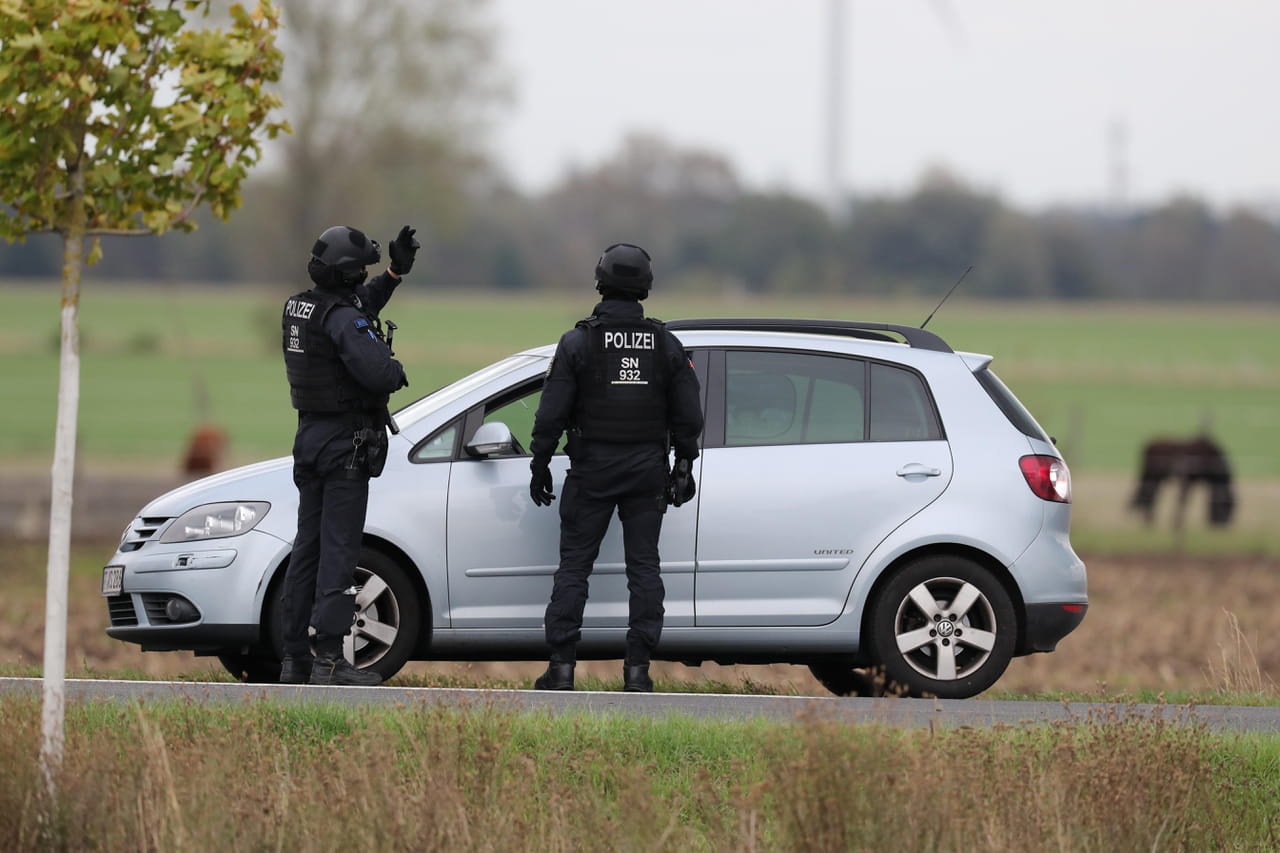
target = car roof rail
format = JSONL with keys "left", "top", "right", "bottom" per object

{"left": 665, "top": 318, "right": 953, "bottom": 353}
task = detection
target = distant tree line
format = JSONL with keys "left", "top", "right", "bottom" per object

{"left": 4, "top": 132, "right": 1276, "bottom": 302}
{"left": 2, "top": 0, "right": 1276, "bottom": 302}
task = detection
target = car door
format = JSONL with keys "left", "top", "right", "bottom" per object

{"left": 694, "top": 349, "right": 952, "bottom": 626}
{"left": 442, "top": 375, "right": 701, "bottom": 629}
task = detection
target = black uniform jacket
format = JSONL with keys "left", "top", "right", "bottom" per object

{"left": 314, "top": 272, "right": 406, "bottom": 401}
{"left": 530, "top": 299, "right": 703, "bottom": 469}
{"left": 289, "top": 271, "right": 407, "bottom": 473}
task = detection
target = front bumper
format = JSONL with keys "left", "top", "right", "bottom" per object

{"left": 105, "top": 619, "right": 259, "bottom": 652}
{"left": 102, "top": 527, "right": 290, "bottom": 652}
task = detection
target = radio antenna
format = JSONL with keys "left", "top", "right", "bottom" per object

{"left": 921, "top": 265, "right": 972, "bottom": 329}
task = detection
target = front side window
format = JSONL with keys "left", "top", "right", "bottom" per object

{"left": 483, "top": 384, "right": 543, "bottom": 454}
{"left": 411, "top": 422, "right": 459, "bottom": 462}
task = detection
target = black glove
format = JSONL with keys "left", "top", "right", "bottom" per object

{"left": 530, "top": 462, "right": 555, "bottom": 507}
{"left": 388, "top": 225, "right": 420, "bottom": 276}
{"left": 667, "top": 457, "right": 696, "bottom": 507}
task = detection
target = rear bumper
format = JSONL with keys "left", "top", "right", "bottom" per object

{"left": 1022, "top": 602, "right": 1088, "bottom": 653}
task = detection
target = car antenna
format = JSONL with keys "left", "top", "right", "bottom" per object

{"left": 921, "top": 265, "right": 973, "bottom": 329}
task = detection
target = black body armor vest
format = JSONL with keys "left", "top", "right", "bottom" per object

{"left": 572, "top": 315, "right": 670, "bottom": 443}
{"left": 282, "top": 288, "right": 389, "bottom": 413}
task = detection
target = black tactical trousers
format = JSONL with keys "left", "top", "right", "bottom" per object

{"left": 282, "top": 416, "right": 370, "bottom": 658}
{"left": 544, "top": 443, "right": 667, "bottom": 665}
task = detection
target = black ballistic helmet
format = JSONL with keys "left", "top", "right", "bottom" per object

{"left": 311, "top": 225, "right": 381, "bottom": 272}
{"left": 594, "top": 243, "right": 653, "bottom": 297}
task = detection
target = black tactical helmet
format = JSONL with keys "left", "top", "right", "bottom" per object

{"left": 311, "top": 225, "right": 381, "bottom": 272}
{"left": 594, "top": 243, "right": 653, "bottom": 297}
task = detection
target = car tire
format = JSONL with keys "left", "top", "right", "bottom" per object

{"left": 346, "top": 548, "right": 422, "bottom": 681}
{"left": 807, "top": 663, "right": 882, "bottom": 697}
{"left": 223, "top": 548, "right": 423, "bottom": 684}
{"left": 868, "top": 555, "right": 1016, "bottom": 699}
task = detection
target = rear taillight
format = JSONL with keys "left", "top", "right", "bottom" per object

{"left": 1019, "top": 455, "right": 1071, "bottom": 503}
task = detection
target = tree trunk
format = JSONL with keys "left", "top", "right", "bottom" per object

{"left": 41, "top": 171, "right": 86, "bottom": 800}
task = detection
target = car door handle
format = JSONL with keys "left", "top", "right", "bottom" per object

{"left": 897, "top": 463, "right": 942, "bottom": 478}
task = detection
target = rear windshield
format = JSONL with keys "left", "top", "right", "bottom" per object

{"left": 974, "top": 367, "right": 1051, "bottom": 443}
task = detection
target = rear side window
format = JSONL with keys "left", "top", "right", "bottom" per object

{"left": 725, "top": 351, "right": 865, "bottom": 446}
{"left": 721, "top": 350, "right": 944, "bottom": 446}
{"left": 974, "top": 367, "right": 1051, "bottom": 442}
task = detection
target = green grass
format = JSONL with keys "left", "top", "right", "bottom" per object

{"left": 5, "top": 283, "right": 1276, "bottom": 477}
{"left": 1, "top": 696, "right": 1275, "bottom": 850}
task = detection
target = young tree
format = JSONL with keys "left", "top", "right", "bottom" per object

{"left": 0, "top": 0, "right": 287, "bottom": 797}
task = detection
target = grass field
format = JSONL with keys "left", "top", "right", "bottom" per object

{"left": 3, "top": 282, "right": 1278, "bottom": 552}
{"left": 3, "top": 282, "right": 1277, "bottom": 474}
{"left": 4, "top": 543, "right": 1279, "bottom": 702}
{"left": 4, "top": 549, "right": 1280, "bottom": 850}
{"left": 4, "top": 696, "right": 1276, "bottom": 851}
{"left": 6, "top": 283, "right": 1279, "bottom": 849}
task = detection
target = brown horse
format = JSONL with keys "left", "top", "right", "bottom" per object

{"left": 1130, "top": 436, "right": 1235, "bottom": 529}
{"left": 182, "top": 423, "right": 228, "bottom": 477}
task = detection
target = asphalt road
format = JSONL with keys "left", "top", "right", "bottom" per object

{"left": 3, "top": 677, "right": 1278, "bottom": 733}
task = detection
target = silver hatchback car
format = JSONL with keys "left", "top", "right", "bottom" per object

{"left": 102, "top": 319, "right": 1087, "bottom": 698}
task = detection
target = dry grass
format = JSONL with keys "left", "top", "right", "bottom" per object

{"left": 1205, "top": 609, "right": 1274, "bottom": 696}
{"left": 1000, "top": 555, "right": 1280, "bottom": 698}
{"left": 0, "top": 696, "right": 1270, "bottom": 851}
{"left": 3, "top": 546, "right": 1279, "bottom": 850}
{"left": 2, "top": 543, "right": 1279, "bottom": 699}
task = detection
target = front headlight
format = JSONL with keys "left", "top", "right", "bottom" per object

{"left": 159, "top": 502, "right": 271, "bottom": 543}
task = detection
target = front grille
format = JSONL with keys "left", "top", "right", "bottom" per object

{"left": 120, "top": 516, "right": 172, "bottom": 552}
{"left": 106, "top": 595, "right": 138, "bottom": 627}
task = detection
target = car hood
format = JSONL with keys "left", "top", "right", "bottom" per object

{"left": 138, "top": 457, "right": 296, "bottom": 518}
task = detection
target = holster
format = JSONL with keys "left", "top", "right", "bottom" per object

{"left": 363, "top": 427, "right": 389, "bottom": 477}
{"left": 345, "top": 426, "right": 389, "bottom": 479}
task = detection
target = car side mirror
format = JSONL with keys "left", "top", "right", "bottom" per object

{"left": 465, "top": 422, "right": 517, "bottom": 458}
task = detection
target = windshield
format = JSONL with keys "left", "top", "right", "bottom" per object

{"left": 392, "top": 355, "right": 544, "bottom": 431}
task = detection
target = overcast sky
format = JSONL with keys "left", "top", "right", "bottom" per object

{"left": 489, "top": 0, "right": 1279, "bottom": 212}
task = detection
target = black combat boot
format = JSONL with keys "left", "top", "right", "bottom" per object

{"left": 279, "top": 654, "right": 313, "bottom": 684}
{"left": 309, "top": 654, "right": 383, "bottom": 686}
{"left": 623, "top": 662, "right": 653, "bottom": 693}
{"left": 533, "top": 661, "right": 575, "bottom": 690}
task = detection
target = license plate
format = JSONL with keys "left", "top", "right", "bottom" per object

{"left": 101, "top": 565, "right": 124, "bottom": 597}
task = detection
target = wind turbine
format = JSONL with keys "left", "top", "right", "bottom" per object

{"left": 823, "top": 0, "right": 963, "bottom": 221}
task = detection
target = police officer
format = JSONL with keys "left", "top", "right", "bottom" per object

{"left": 278, "top": 224, "right": 419, "bottom": 686}
{"left": 528, "top": 243, "right": 704, "bottom": 693}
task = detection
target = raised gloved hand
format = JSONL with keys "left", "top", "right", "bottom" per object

{"left": 388, "top": 225, "right": 420, "bottom": 276}
{"left": 530, "top": 462, "right": 555, "bottom": 507}
{"left": 667, "top": 457, "right": 696, "bottom": 507}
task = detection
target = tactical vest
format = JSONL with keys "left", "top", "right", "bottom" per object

{"left": 572, "top": 315, "right": 670, "bottom": 443}
{"left": 282, "top": 288, "right": 389, "bottom": 413}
